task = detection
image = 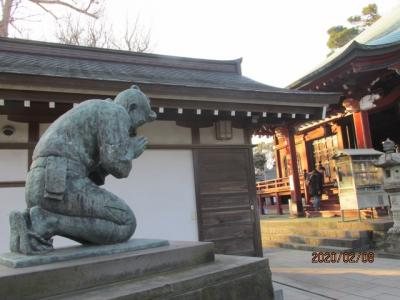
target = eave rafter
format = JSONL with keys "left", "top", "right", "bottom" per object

{"left": 291, "top": 45, "right": 400, "bottom": 92}
{"left": 0, "top": 73, "right": 335, "bottom": 121}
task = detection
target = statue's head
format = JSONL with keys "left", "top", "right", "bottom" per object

{"left": 114, "top": 85, "right": 157, "bottom": 135}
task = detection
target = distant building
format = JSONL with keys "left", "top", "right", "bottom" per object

{"left": 258, "top": 6, "right": 400, "bottom": 217}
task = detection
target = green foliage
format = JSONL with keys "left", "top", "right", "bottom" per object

{"left": 253, "top": 152, "right": 267, "bottom": 170}
{"left": 253, "top": 140, "right": 275, "bottom": 180}
{"left": 254, "top": 141, "right": 274, "bottom": 154}
{"left": 362, "top": 4, "right": 380, "bottom": 26}
{"left": 326, "top": 26, "right": 360, "bottom": 49}
{"left": 326, "top": 3, "right": 381, "bottom": 50}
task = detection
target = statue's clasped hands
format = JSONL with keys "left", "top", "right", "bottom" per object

{"left": 131, "top": 136, "right": 148, "bottom": 159}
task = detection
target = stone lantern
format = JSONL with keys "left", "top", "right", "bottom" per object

{"left": 375, "top": 138, "right": 400, "bottom": 252}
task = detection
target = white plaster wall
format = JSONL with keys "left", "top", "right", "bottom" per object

{"left": 137, "top": 120, "right": 192, "bottom": 144}
{"left": 0, "top": 115, "right": 28, "bottom": 143}
{"left": 0, "top": 150, "right": 28, "bottom": 181}
{"left": 0, "top": 150, "right": 198, "bottom": 252}
{"left": 105, "top": 149, "right": 198, "bottom": 241}
{"left": 200, "top": 126, "right": 245, "bottom": 144}
{"left": 0, "top": 187, "right": 26, "bottom": 253}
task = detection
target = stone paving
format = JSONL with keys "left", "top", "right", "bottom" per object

{"left": 264, "top": 248, "right": 400, "bottom": 300}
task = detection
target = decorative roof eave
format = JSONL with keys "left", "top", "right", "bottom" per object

{"left": 0, "top": 73, "right": 340, "bottom": 116}
{"left": 288, "top": 41, "right": 400, "bottom": 90}
{"left": 297, "top": 111, "right": 352, "bottom": 133}
{"left": 333, "top": 148, "right": 383, "bottom": 158}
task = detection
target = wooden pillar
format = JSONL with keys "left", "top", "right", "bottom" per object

{"left": 257, "top": 195, "right": 263, "bottom": 215}
{"left": 191, "top": 127, "right": 200, "bottom": 144}
{"left": 275, "top": 194, "right": 283, "bottom": 215}
{"left": 303, "top": 169, "right": 311, "bottom": 205}
{"left": 273, "top": 136, "right": 282, "bottom": 178}
{"left": 282, "top": 126, "right": 304, "bottom": 216}
{"left": 28, "top": 122, "right": 39, "bottom": 170}
{"left": 353, "top": 111, "right": 372, "bottom": 149}
{"left": 335, "top": 123, "right": 345, "bottom": 150}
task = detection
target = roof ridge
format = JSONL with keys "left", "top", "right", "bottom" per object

{"left": 0, "top": 37, "right": 242, "bottom": 74}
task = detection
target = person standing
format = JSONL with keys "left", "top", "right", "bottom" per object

{"left": 308, "top": 167, "right": 324, "bottom": 211}
{"left": 318, "top": 161, "right": 326, "bottom": 181}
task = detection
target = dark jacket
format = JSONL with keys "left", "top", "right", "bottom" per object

{"left": 308, "top": 170, "right": 323, "bottom": 197}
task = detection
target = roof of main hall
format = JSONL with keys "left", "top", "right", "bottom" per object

{"left": 288, "top": 5, "right": 400, "bottom": 89}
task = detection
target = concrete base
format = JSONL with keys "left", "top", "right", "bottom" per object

{"left": 0, "top": 241, "right": 274, "bottom": 300}
{"left": 0, "top": 238, "right": 169, "bottom": 268}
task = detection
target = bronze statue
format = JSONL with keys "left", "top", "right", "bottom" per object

{"left": 9, "top": 86, "right": 156, "bottom": 255}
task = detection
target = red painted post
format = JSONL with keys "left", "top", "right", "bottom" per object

{"left": 353, "top": 111, "right": 372, "bottom": 149}
{"left": 276, "top": 194, "right": 283, "bottom": 215}
{"left": 303, "top": 169, "right": 311, "bottom": 206}
{"left": 282, "top": 126, "right": 304, "bottom": 216}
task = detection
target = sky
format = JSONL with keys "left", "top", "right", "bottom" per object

{"left": 15, "top": 0, "right": 400, "bottom": 87}
{"left": 103, "top": 0, "right": 400, "bottom": 87}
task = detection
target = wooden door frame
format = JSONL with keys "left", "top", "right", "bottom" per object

{"left": 192, "top": 146, "right": 263, "bottom": 257}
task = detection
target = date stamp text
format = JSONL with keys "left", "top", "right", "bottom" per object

{"left": 311, "top": 251, "right": 375, "bottom": 263}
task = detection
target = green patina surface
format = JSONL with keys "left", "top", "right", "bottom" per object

{"left": 0, "top": 239, "right": 169, "bottom": 268}
{"left": 9, "top": 86, "right": 157, "bottom": 256}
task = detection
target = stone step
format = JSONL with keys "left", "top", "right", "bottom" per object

{"left": 0, "top": 241, "right": 215, "bottom": 300}
{"left": 320, "top": 203, "right": 340, "bottom": 208}
{"left": 262, "top": 227, "right": 372, "bottom": 239}
{"left": 261, "top": 219, "right": 393, "bottom": 231}
{"left": 305, "top": 210, "right": 341, "bottom": 218}
{"left": 262, "top": 234, "right": 367, "bottom": 249}
{"left": 42, "top": 255, "right": 274, "bottom": 300}
{"left": 262, "top": 241, "right": 353, "bottom": 253}
{"left": 304, "top": 207, "right": 341, "bottom": 213}
{"left": 336, "top": 220, "right": 393, "bottom": 231}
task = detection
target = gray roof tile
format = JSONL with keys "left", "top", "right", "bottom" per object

{"left": 0, "top": 51, "right": 286, "bottom": 93}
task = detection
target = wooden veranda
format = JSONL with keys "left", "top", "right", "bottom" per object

{"left": 256, "top": 176, "right": 306, "bottom": 215}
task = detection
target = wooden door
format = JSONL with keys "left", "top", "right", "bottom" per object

{"left": 193, "top": 147, "right": 262, "bottom": 257}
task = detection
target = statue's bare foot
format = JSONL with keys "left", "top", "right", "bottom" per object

{"left": 9, "top": 210, "right": 53, "bottom": 255}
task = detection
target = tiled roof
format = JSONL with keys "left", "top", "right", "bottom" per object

{"left": 0, "top": 38, "right": 330, "bottom": 97}
{"left": 0, "top": 51, "right": 285, "bottom": 93}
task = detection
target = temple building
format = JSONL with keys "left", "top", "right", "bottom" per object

{"left": 257, "top": 6, "right": 400, "bottom": 217}
{"left": 0, "top": 37, "right": 338, "bottom": 255}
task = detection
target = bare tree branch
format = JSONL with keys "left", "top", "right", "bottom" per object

{"left": 11, "top": 13, "right": 42, "bottom": 21}
{"left": 10, "top": 18, "right": 23, "bottom": 34}
{"left": 55, "top": 11, "right": 151, "bottom": 53}
{"left": 28, "top": 0, "right": 99, "bottom": 18}
{"left": 122, "top": 16, "right": 151, "bottom": 52}
{"left": 1, "top": 0, "right": 102, "bottom": 37}
{"left": 55, "top": 13, "right": 84, "bottom": 45}
{"left": 0, "top": 0, "right": 13, "bottom": 36}
{"left": 35, "top": 1, "right": 58, "bottom": 19}
{"left": 1, "top": 0, "right": 150, "bottom": 53}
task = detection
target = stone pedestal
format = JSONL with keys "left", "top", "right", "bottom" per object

{"left": 381, "top": 192, "right": 400, "bottom": 254}
{"left": 388, "top": 192, "right": 400, "bottom": 233}
{"left": 375, "top": 139, "right": 400, "bottom": 256}
{"left": 0, "top": 238, "right": 169, "bottom": 268}
{"left": 0, "top": 240, "right": 274, "bottom": 300}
